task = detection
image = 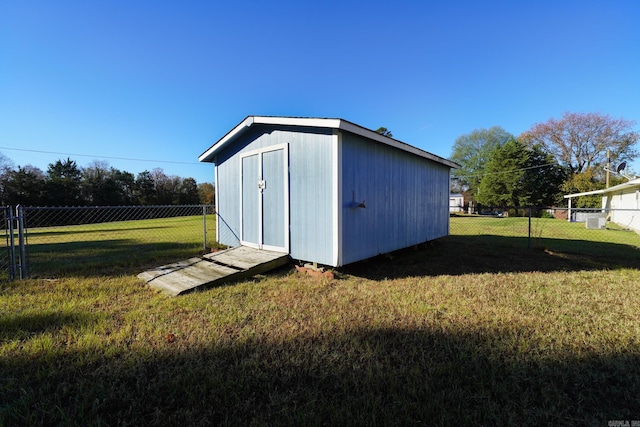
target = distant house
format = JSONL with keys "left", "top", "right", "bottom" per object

{"left": 449, "top": 193, "right": 464, "bottom": 212}
{"left": 199, "top": 116, "right": 459, "bottom": 267}
{"left": 564, "top": 178, "right": 640, "bottom": 232}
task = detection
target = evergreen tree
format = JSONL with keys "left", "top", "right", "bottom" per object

{"left": 477, "top": 138, "right": 527, "bottom": 206}
{"left": 520, "top": 144, "right": 566, "bottom": 206}
{"left": 2, "top": 166, "right": 45, "bottom": 206}
{"left": 135, "top": 171, "right": 156, "bottom": 205}
{"left": 44, "top": 158, "right": 84, "bottom": 206}
{"left": 177, "top": 177, "right": 200, "bottom": 205}
{"left": 477, "top": 139, "right": 565, "bottom": 207}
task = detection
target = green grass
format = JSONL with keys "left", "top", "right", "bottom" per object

{"left": 451, "top": 215, "right": 640, "bottom": 261}
{"left": 2, "top": 216, "right": 640, "bottom": 425}
{"left": 22, "top": 215, "right": 218, "bottom": 277}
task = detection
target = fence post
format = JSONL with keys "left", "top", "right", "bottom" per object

{"left": 203, "top": 205, "right": 207, "bottom": 253}
{"left": 16, "top": 205, "right": 27, "bottom": 279}
{"left": 527, "top": 206, "right": 532, "bottom": 249}
{"left": 7, "top": 207, "right": 16, "bottom": 280}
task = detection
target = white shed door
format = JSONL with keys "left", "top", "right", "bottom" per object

{"left": 240, "top": 144, "right": 289, "bottom": 253}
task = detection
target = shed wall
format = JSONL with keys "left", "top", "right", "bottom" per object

{"left": 340, "top": 131, "right": 450, "bottom": 265}
{"left": 215, "top": 125, "right": 335, "bottom": 264}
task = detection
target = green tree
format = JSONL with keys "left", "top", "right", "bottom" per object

{"left": 44, "top": 158, "right": 84, "bottom": 206}
{"left": 560, "top": 169, "right": 603, "bottom": 208}
{"left": 198, "top": 182, "right": 215, "bottom": 205}
{"left": 81, "top": 161, "right": 137, "bottom": 206}
{"left": 450, "top": 126, "right": 513, "bottom": 194}
{"left": 477, "top": 139, "right": 565, "bottom": 207}
{"left": 375, "top": 127, "right": 393, "bottom": 137}
{"left": 176, "top": 177, "right": 200, "bottom": 205}
{"left": 0, "top": 152, "right": 15, "bottom": 203}
{"left": 151, "top": 168, "right": 173, "bottom": 205}
{"left": 2, "top": 165, "right": 45, "bottom": 206}
{"left": 477, "top": 138, "right": 527, "bottom": 206}
{"left": 519, "top": 144, "right": 567, "bottom": 206}
{"left": 112, "top": 169, "right": 136, "bottom": 205}
{"left": 135, "top": 170, "right": 156, "bottom": 205}
{"left": 82, "top": 161, "right": 120, "bottom": 206}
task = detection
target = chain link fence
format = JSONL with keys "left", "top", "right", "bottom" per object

{"left": 18, "top": 205, "right": 216, "bottom": 278}
{"left": 1, "top": 207, "right": 16, "bottom": 281}
{"left": 450, "top": 206, "right": 640, "bottom": 262}
{"left": 4, "top": 204, "right": 639, "bottom": 279}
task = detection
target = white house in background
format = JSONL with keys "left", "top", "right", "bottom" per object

{"left": 564, "top": 178, "right": 640, "bottom": 232}
{"left": 449, "top": 193, "right": 464, "bottom": 212}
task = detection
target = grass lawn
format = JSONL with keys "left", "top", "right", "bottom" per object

{"left": 22, "top": 215, "right": 218, "bottom": 277}
{"left": 2, "top": 216, "right": 640, "bottom": 425}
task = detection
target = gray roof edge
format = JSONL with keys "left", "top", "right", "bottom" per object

{"left": 564, "top": 177, "right": 640, "bottom": 198}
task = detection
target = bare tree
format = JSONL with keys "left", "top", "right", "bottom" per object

{"left": 520, "top": 112, "right": 639, "bottom": 175}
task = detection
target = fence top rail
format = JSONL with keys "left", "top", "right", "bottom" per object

{"left": 452, "top": 205, "right": 639, "bottom": 212}
{"left": 19, "top": 204, "right": 215, "bottom": 211}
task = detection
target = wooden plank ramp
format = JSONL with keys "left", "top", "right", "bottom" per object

{"left": 137, "top": 246, "right": 289, "bottom": 296}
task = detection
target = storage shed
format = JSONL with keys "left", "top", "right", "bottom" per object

{"left": 199, "top": 116, "right": 459, "bottom": 267}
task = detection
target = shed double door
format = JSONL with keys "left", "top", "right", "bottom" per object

{"left": 240, "top": 144, "right": 289, "bottom": 253}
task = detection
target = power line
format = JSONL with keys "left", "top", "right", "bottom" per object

{"left": 453, "top": 163, "right": 558, "bottom": 179}
{"left": 0, "top": 146, "right": 202, "bottom": 165}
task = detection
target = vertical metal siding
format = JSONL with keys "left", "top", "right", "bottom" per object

{"left": 287, "top": 130, "right": 334, "bottom": 265}
{"left": 340, "top": 132, "right": 450, "bottom": 265}
{"left": 241, "top": 154, "right": 260, "bottom": 245}
{"left": 214, "top": 125, "right": 335, "bottom": 264}
{"left": 216, "top": 152, "right": 241, "bottom": 248}
{"left": 261, "top": 149, "right": 286, "bottom": 248}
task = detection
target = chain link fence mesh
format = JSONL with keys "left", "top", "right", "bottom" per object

{"left": 449, "top": 206, "right": 640, "bottom": 262}
{"left": 1, "top": 207, "right": 15, "bottom": 281}
{"left": 7, "top": 205, "right": 640, "bottom": 279}
{"left": 20, "top": 205, "right": 216, "bottom": 278}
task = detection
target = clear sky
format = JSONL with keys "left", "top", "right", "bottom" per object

{"left": 1, "top": 0, "right": 639, "bottom": 185}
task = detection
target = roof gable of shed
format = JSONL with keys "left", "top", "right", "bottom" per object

{"left": 199, "top": 116, "right": 459, "bottom": 169}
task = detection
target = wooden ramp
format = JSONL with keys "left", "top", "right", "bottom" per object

{"left": 137, "top": 246, "right": 289, "bottom": 296}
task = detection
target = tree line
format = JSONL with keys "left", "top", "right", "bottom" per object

{"left": 450, "top": 112, "right": 639, "bottom": 209}
{"left": 0, "top": 157, "right": 215, "bottom": 207}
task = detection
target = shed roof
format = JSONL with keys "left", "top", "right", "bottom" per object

{"left": 199, "top": 116, "right": 459, "bottom": 169}
{"left": 564, "top": 177, "right": 640, "bottom": 199}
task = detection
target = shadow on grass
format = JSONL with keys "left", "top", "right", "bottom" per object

{"left": 2, "top": 325, "right": 638, "bottom": 426}
{"left": 0, "top": 311, "right": 97, "bottom": 341}
{"left": 25, "top": 240, "right": 206, "bottom": 278}
{"left": 342, "top": 235, "right": 640, "bottom": 280}
{"left": 25, "top": 225, "right": 176, "bottom": 237}
{"left": 22, "top": 232, "right": 640, "bottom": 280}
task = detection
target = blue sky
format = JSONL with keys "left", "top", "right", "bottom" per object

{"left": 1, "top": 0, "right": 639, "bottom": 184}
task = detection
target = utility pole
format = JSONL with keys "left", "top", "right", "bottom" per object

{"left": 606, "top": 149, "right": 610, "bottom": 188}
